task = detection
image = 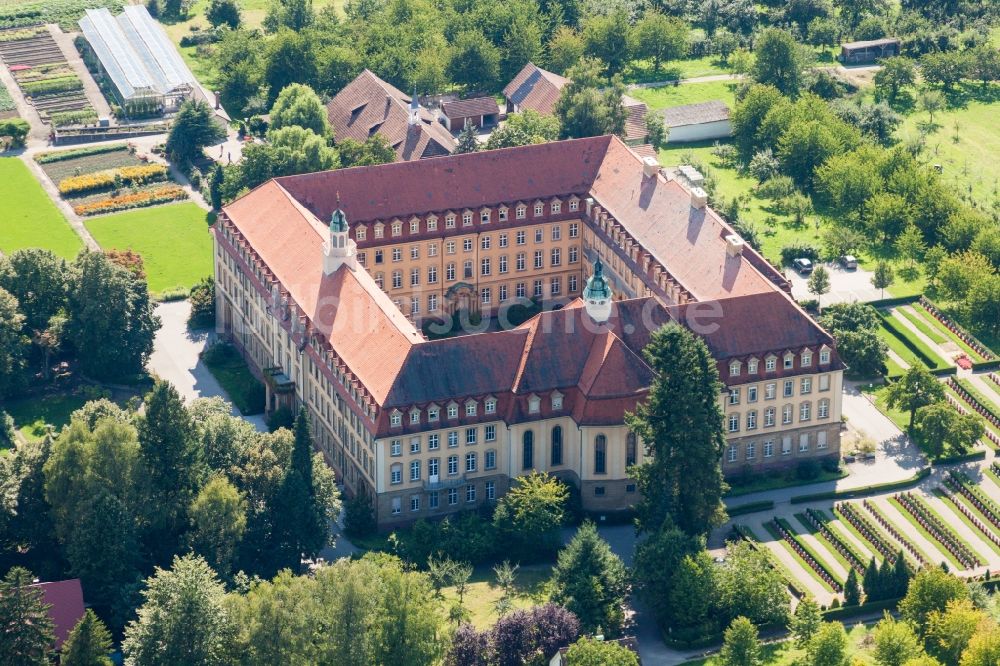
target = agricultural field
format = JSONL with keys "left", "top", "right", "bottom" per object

{"left": 0, "top": 26, "right": 96, "bottom": 126}
{"left": 0, "top": 156, "right": 82, "bottom": 258}
{"left": 84, "top": 202, "right": 213, "bottom": 296}
{"left": 35, "top": 143, "right": 189, "bottom": 216}
{"left": 0, "top": 0, "right": 125, "bottom": 31}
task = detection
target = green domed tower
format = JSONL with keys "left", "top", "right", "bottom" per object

{"left": 583, "top": 257, "right": 613, "bottom": 323}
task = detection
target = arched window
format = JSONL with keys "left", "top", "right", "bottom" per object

{"left": 522, "top": 431, "right": 534, "bottom": 470}
{"left": 551, "top": 426, "right": 563, "bottom": 466}
{"left": 626, "top": 432, "right": 637, "bottom": 467}
{"left": 594, "top": 434, "right": 606, "bottom": 474}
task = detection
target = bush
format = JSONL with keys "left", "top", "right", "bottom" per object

{"left": 188, "top": 276, "right": 215, "bottom": 329}
{"left": 344, "top": 491, "right": 376, "bottom": 537}
{"left": 821, "top": 457, "right": 841, "bottom": 474}
{"left": 58, "top": 165, "right": 169, "bottom": 195}
{"left": 790, "top": 467, "right": 931, "bottom": 503}
{"left": 756, "top": 175, "right": 796, "bottom": 200}
{"left": 796, "top": 459, "right": 821, "bottom": 480}
{"left": 73, "top": 185, "right": 186, "bottom": 216}
{"left": 0, "top": 118, "right": 29, "bottom": 147}
{"left": 780, "top": 243, "right": 820, "bottom": 266}
{"left": 20, "top": 76, "right": 82, "bottom": 96}
{"left": 266, "top": 405, "right": 294, "bottom": 431}
{"left": 399, "top": 511, "right": 498, "bottom": 565}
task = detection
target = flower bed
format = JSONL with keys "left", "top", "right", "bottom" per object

{"left": 58, "top": 164, "right": 168, "bottom": 195}
{"left": 835, "top": 502, "right": 900, "bottom": 564}
{"left": 73, "top": 185, "right": 186, "bottom": 216}
{"left": 949, "top": 378, "right": 1000, "bottom": 430}
{"left": 50, "top": 108, "right": 97, "bottom": 127}
{"left": 937, "top": 484, "right": 1000, "bottom": 553}
{"left": 892, "top": 493, "right": 980, "bottom": 569}
{"left": 20, "top": 75, "right": 82, "bottom": 96}
{"left": 802, "top": 508, "right": 867, "bottom": 574}
{"left": 861, "top": 499, "right": 928, "bottom": 565}
{"left": 769, "top": 518, "right": 843, "bottom": 592}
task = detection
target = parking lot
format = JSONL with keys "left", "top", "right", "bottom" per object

{"left": 788, "top": 260, "right": 883, "bottom": 305}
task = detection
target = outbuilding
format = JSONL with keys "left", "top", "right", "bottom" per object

{"left": 659, "top": 100, "right": 731, "bottom": 143}
{"left": 840, "top": 38, "right": 900, "bottom": 64}
{"left": 440, "top": 96, "right": 501, "bottom": 131}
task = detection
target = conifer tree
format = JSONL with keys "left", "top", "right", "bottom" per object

{"left": 61, "top": 609, "right": 113, "bottom": 666}
{"left": 455, "top": 123, "right": 480, "bottom": 154}
{"left": 550, "top": 522, "right": 628, "bottom": 636}
{"left": 719, "top": 616, "right": 762, "bottom": 666}
{"left": 893, "top": 550, "right": 911, "bottom": 598}
{"left": 864, "top": 557, "right": 882, "bottom": 601}
{"left": 276, "top": 408, "right": 328, "bottom": 571}
{"left": 844, "top": 568, "right": 862, "bottom": 607}
{"left": 0, "top": 567, "right": 55, "bottom": 666}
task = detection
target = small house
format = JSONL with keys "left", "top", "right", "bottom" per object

{"left": 503, "top": 62, "right": 569, "bottom": 115}
{"left": 659, "top": 100, "right": 731, "bottom": 143}
{"left": 31, "top": 579, "right": 85, "bottom": 651}
{"left": 840, "top": 38, "right": 900, "bottom": 65}
{"left": 440, "top": 97, "right": 500, "bottom": 131}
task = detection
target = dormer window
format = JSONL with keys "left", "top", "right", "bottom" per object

{"left": 427, "top": 215, "right": 438, "bottom": 231}
{"left": 729, "top": 361, "right": 741, "bottom": 377}
{"left": 480, "top": 209, "right": 491, "bottom": 224}
{"left": 784, "top": 353, "right": 794, "bottom": 369}
{"left": 516, "top": 205, "right": 526, "bottom": 219}
{"left": 462, "top": 211, "right": 473, "bottom": 226}
{"left": 748, "top": 358, "right": 759, "bottom": 374}
{"left": 552, "top": 200, "right": 562, "bottom": 214}
{"left": 391, "top": 221, "right": 402, "bottom": 236}
{"left": 552, "top": 392, "right": 563, "bottom": 410}
{"left": 820, "top": 347, "right": 831, "bottom": 364}
{"left": 465, "top": 400, "right": 477, "bottom": 416}
{"left": 390, "top": 411, "right": 402, "bottom": 427}
{"left": 409, "top": 218, "right": 420, "bottom": 233}
{"left": 801, "top": 350, "right": 813, "bottom": 367}
{"left": 409, "top": 409, "right": 420, "bottom": 424}
{"left": 765, "top": 355, "right": 777, "bottom": 372}
{"left": 499, "top": 207, "right": 508, "bottom": 221}
{"left": 528, "top": 395, "right": 541, "bottom": 414}
{"left": 445, "top": 214, "right": 456, "bottom": 229}
{"left": 428, "top": 406, "right": 440, "bottom": 421}
{"left": 485, "top": 398, "right": 497, "bottom": 414}
{"left": 356, "top": 226, "right": 367, "bottom": 241}
{"left": 568, "top": 198, "right": 579, "bottom": 212}
{"left": 534, "top": 202, "right": 544, "bottom": 217}
{"left": 374, "top": 223, "right": 384, "bottom": 239}
{"left": 447, "top": 403, "right": 458, "bottom": 418}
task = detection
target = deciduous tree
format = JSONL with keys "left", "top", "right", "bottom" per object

{"left": 898, "top": 568, "right": 968, "bottom": 637}
{"left": 873, "top": 613, "right": 925, "bottom": 666}
{"left": 269, "top": 83, "right": 329, "bottom": 136}
{"left": 886, "top": 366, "right": 946, "bottom": 431}
{"left": 752, "top": 28, "right": 805, "bottom": 96}
{"left": 564, "top": 637, "right": 639, "bottom": 665}
{"left": 492, "top": 471, "right": 568, "bottom": 558}
{"left": 166, "top": 100, "right": 226, "bottom": 163}
{"left": 188, "top": 476, "right": 247, "bottom": 579}
{"left": 719, "top": 616, "right": 762, "bottom": 666}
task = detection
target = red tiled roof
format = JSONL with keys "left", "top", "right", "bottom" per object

{"left": 622, "top": 95, "right": 648, "bottom": 143}
{"left": 441, "top": 96, "right": 500, "bottom": 119}
{"left": 32, "top": 579, "right": 84, "bottom": 649}
{"left": 503, "top": 62, "right": 568, "bottom": 115}
{"left": 629, "top": 143, "right": 657, "bottom": 159}
{"left": 275, "top": 136, "right": 612, "bottom": 224}
{"left": 326, "top": 70, "right": 456, "bottom": 162}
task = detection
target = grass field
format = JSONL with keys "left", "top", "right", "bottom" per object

{"left": 83, "top": 202, "right": 213, "bottom": 296}
{"left": 0, "top": 157, "right": 83, "bottom": 259}
{"left": 683, "top": 623, "right": 876, "bottom": 665}
{"left": 628, "top": 79, "right": 738, "bottom": 111}
{"left": 441, "top": 564, "right": 552, "bottom": 629}
{"left": 5, "top": 393, "right": 89, "bottom": 441}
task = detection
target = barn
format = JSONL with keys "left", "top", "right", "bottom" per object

{"left": 660, "top": 100, "right": 731, "bottom": 143}
{"left": 440, "top": 97, "right": 501, "bottom": 131}
{"left": 840, "top": 38, "right": 900, "bottom": 65}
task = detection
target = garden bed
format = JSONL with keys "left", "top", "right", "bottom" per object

{"left": 0, "top": 29, "right": 96, "bottom": 124}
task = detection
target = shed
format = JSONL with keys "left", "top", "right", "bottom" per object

{"left": 31, "top": 579, "right": 85, "bottom": 651}
{"left": 659, "top": 100, "right": 732, "bottom": 143}
{"left": 840, "top": 38, "right": 900, "bottom": 65}
{"left": 440, "top": 97, "right": 500, "bottom": 131}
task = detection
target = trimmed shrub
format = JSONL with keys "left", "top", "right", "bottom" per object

{"left": 780, "top": 243, "right": 820, "bottom": 266}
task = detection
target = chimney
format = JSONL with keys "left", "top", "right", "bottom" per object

{"left": 690, "top": 187, "right": 707, "bottom": 209}
{"left": 585, "top": 197, "right": 594, "bottom": 216}
{"left": 213, "top": 90, "right": 220, "bottom": 110}
{"left": 642, "top": 155, "right": 660, "bottom": 178}
{"left": 725, "top": 234, "right": 745, "bottom": 257}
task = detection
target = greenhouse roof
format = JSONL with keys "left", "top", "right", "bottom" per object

{"left": 79, "top": 5, "right": 196, "bottom": 101}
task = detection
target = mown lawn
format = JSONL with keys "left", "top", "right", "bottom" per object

{"left": 628, "top": 79, "right": 738, "bottom": 111}
{"left": 441, "top": 564, "right": 552, "bottom": 630}
{"left": 5, "top": 393, "right": 90, "bottom": 442}
{"left": 683, "top": 623, "right": 876, "bottom": 665}
{"left": 0, "top": 157, "right": 83, "bottom": 259}
{"left": 84, "top": 202, "right": 213, "bottom": 297}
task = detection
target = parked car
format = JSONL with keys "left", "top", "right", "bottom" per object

{"left": 793, "top": 258, "right": 813, "bottom": 275}
{"left": 838, "top": 255, "right": 858, "bottom": 269}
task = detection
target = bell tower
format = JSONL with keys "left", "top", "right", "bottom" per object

{"left": 408, "top": 89, "right": 420, "bottom": 127}
{"left": 583, "top": 257, "right": 613, "bottom": 323}
{"left": 323, "top": 194, "right": 357, "bottom": 274}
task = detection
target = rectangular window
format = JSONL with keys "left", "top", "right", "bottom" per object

{"left": 485, "top": 399, "right": 496, "bottom": 414}
{"left": 428, "top": 457, "right": 439, "bottom": 477}
{"left": 481, "top": 258, "right": 491, "bottom": 276}
{"left": 466, "top": 402, "right": 477, "bottom": 416}
{"left": 446, "top": 264, "right": 456, "bottom": 281}
{"left": 429, "top": 491, "right": 439, "bottom": 508}
{"left": 569, "top": 222, "right": 579, "bottom": 237}
{"left": 801, "top": 377, "right": 812, "bottom": 394}
{"left": 410, "top": 460, "right": 420, "bottom": 481}
{"left": 533, "top": 280, "right": 543, "bottom": 297}
{"left": 534, "top": 229, "right": 543, "bottom": 243}
{"left": 410, "top": 437, "right": 420, "bottom": 453}
{"left": 800, "top": 402, "right": 811, "bottom": 421}
{"left": 728, "top": 413, "right": 739, "bottom": 432}
{"left": 568, "top": 246, "right": 578, "bottom": 263}
{"left": 499, "top": 255, "right": 508, "bottom": 273}
{"left": 486, "top": 481, "right": 495, "bottom": 500}
{"left": 448, "top": 488, "right": 458, "bottom": 505}
{"left": 499, "top": 284, "right": 508, "bottom": 301}
{"left": 463, "top": 239, "right": 473, "bottom": 252}
{"left": 410, "top": 246, "right": 419, "bottom": 260}
{"left": 392, "top": 497, "right": 401, "bottom": 514}
{"left": 551, "top": 248, "right": 561, "bottom": 266}
{"left": 764, "top": 440, "right": 774, "bottom": 457}
{"left": 481, "top": 236, "right": 491, "bottom": 250}
{"left": 375, "top": 249, "right": 383, "bottom": 264}
{"left": 448, "top": 430, "right": 459, "bottom": 447}
{"left": 427, "top": 266, "right": 438, "bottom": 284}
{"left": 391, "top": 440, "right": 401, "bottom": 456}
{"left": 466, "top": 484, "right": 476, "bottom": 502}
{"left": 782, "top": 405, "right": 793, "bottom": 424}
{"left": 818, "top": 431, "right": 828, "bottom": 449}
{"left": 391, "top": 466, "right": 401, "bottom": 484}
{"left": 448, "top": 456, "right": 458, "bottom": 475}
{"left": 748, "top": 386, "right": 758, "bottom": 402}
{"left": 466, "top": 428, "right": 477, "bottom": 445}
{"left": 499, "top": 233, "right": 508, "bottom": 247}
{"left": 820, "top": 350, "right": 830, "bottom": 364}
{"left": 485, "top": 449, "right": 496, "bottom": 469}
{"left": 799, "top": 433, "right": 810, "bottom": 452}
{"left": 429, "top": 294, "right": 439, "bottom": 311}
{"left": 782, "top": 436, "right": 792, "bottom": 455}
{"left": 516, "top": 207, "right": 526, "bottom": 220}
{"left": 765, "top": 383, "right": 776, "bottom": 400}
{"left": 764, "top": 407, "right": 775, "bottom": 427}
{"left": 729, "top": 388, "right": 740, "bottom": 405}
{"left": 463, "top": 212, "right": 472, "bottom": 226}
{"left": 357, "top": 251, "right": 366, "bottom": 266}
{"left": 428, "top": 434, "right": 440, "bottom": 449}
{"left": 481, "top": 211, "right": 490, "bottom": 224}
{"left": 410, "top": 220, "right": 419, "bottom": 234}
{"left": 410, "top": 297, "right": 419, "bottom": 314}
{"left": 550, "top": 278, "right": 561, "bottom": 295}
{"left": 766, "top": 357, "right": 776, "bottom": 372}
{"left": 534, "top": 250, "right": 544, "bottom": 269}
{"left": 410, "top": 268, "right": 420, "bottom": 286}
{"left": 819, "top": 375, "right": 830, "bottom": 391}
{"left": 446, "top": 241, "right": 456, "bottom": 254}
{"left": 446, "top": 215, "right": 456, "bottom": 229}
{"left": 594, "top": 486, "right": 605, "bottom": 496}
{"left": 427, "top": 218, "right": 438, "bottom": 232}
{"left": 784, "top": 355, "right": 794, "bottom": 369}
{"left": 516, "top": 230, "right": 525, "bottom": 245}
{"left": 783, "top": 380, "right": 794, "bottom": 398}
{"left": 516, "top": 253, "right": 526, "bottom": 271}
{"left": 485, "top": 424, "right": 496, "bottom": 441}
{"left": 728, "top": 444, "right": 738, "bottom": 462}
{"left": 410, "top": 495, "right": 420, "bottom": 512}
{"left": 466, "top": 452, "right": 477, "bottom": 472}
{"left": 499, "top": 209, "right": 508, "bottom": 222}
{"left": 516, "top": 282, "right": 526, "bottom": 298}
{"left": 818, "top": 400, "right": 829, "bottom": 419}
{"left": 747, "top": 411, "right": 757, "bottom": 430}
{"left": 746, "top": 442, "right": 756, "bottom": 460}
{"left": 464, "top": 261, "right": 473, "bottom": 279}
{"left": 569, "top": 275, "right": 578, "bottom": 292}
{"left": 551, "top": 225, "right": 561, "bottom": 240}
{"left": 392, "top": 272, "right": 402, "bottom": 289}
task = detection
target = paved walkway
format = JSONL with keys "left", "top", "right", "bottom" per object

{"left": 148, "top": 300, "right": 267, "bottom": 430}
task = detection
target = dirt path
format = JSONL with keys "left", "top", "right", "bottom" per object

{"left": 627, "top": 73, "right": 741, "bottom": 90}
{"left": 47, "top": 24, "right": 113, "bottom": 121}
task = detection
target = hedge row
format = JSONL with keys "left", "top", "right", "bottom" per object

{"left": 934, "top": 449, "right": 987, "bottom": 465}
{"left": 728, "top": 500, "right": 775, "bottom": 516}
{"left": 868, "top": 295, "right": 922, "bottom": 308}
{"left": 878, "top": 313, "right": 950, "bottom": 371}
{"left": 35, "top": 143, "right": 128, "bottom": 163}
{"left": 822, "top": 597, "right": 901, "bottom": 621}
{"left": 790, "top": 467, "right": 931, "bottom": 504}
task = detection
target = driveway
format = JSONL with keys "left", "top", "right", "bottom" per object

{"left": 788, "top": 262, "right": 883, "bottom": 305}
{"left": 148, "top": 300, "right": 267, "bottom": 430}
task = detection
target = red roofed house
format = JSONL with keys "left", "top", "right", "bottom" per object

{"left": 326, "top": 70, "right": 456, "bottom": 162}
{"left": 214, "top": 135, "right": 844, "bottom": 527}
{"left": 32, "top": 579, "right": 85, "bottom": 650}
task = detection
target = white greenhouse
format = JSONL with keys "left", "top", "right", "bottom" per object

{"left": 79, "top": 5, "right": 197, "bottom": 115}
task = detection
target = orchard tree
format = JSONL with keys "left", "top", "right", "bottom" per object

{"left": 752, "top": 28, "right": 806, "bottom": 97}
{"left": 582, "top": 10, "right": 632, "bottom": 75}
{"left": 269, "top": 83, "right": 330, "bottom": 136}
{"left": 731, "top": 84, "right": 785, "bottom": 158}
{"left": 920, "top": 51, "right": 970, "bottom": 90}
{"left": 626, "top": 323, "right": 727, "bottom": 536}
{"left": 886, "top": 365, "right": 946, "bottom": 431}
{"left": 166, "top": 100, "right": 225, "bottom": 163}
{"left": 61, "top": 609, "right": 114, "bottom": 666}
{"left": 633, "top": 10, "right": 687, "bottom": 73}
{"left": 0, "top": 567, "right": 54, "bottom": 666}
{"left": 808, "top": 265, "right": 831, "bottom": 310}
{"left": 122, "top": 555, "right": 235, "bottom": 666}
{"left": 550, "top": 522, "right": 628, "bottom": 635}
{"left": 918, "top": 89, "right": 944, "bottom": 124}
{"left": 913, "top": 402, "right": 983, "bottom": 458}
{"left": 872, "top": 261, "right": 895, "bottom": 298}
{"left": 206, "top": 0, "right": 241, "bottom": 28}
{"left": 874, "top": 57, "right": 916, "bottom": 104}
{"left": 895, "top": 225, "right": 926, "bottom": 272}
